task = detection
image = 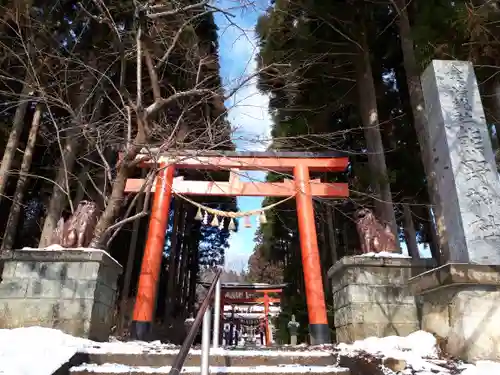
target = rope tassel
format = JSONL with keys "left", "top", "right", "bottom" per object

{"left": 203, "top": 211, "right": 209, "bottom": 225}
{"left": 211, "top": 214, "right": 219, "bottom": 227}
{"left": 244, "top": 216, "right": 252, "bottom": 228}
{"left": 219, "top": 218, "right": 225, "bottom": 230}
{"left": 259, "top": 211, "right": 267, "bottom": 224}
{"left": 195, "top": 207, "right": 203, "bottom": 221}
{"left": 228, "top": 218, "right": 236, "bottom": 231}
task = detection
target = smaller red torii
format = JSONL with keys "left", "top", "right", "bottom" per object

{"left": 126, "top": 150, "right": 349, "bottom": 344}
{"left": 201, "top": 282, "right": 285, "bottom": 347}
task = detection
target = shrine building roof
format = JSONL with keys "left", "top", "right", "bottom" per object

{"left": 198, "top": 282, "right": 288, "bottom": 291}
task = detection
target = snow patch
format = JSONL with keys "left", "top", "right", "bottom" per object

{"left": 3, "top": 326, "right": 500, "bottom": 375}
{"left": 338, "top": 331, "right": 448, "bottom": 374}
{"left": 459, "top": 361, "right": 500, "bottom": 375}
{"left": 70, "top": 364, "right": 347, "bottom": 373}
{"left": 356, "top": 251, "right": 411, "bottom": 258}
{"left": 0, "top": 326, "right": 94, "bottom": 375}
{"left": 17, "top": 247, "right": 121, "bottom": 267}
{"left": 82, "top": 343, "right": 334, "bottom": 356}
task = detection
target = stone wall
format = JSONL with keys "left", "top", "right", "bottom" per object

{"left": 328, "top": 256, "right": 434, "bottom": 343}
{"left": 0, "top": 249, "right": 122, "bottom": 341}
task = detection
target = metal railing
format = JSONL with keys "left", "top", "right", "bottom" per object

{"left": 169, "top": 267, "right": 222, "bottom": 375}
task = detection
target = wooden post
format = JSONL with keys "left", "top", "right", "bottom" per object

{"left": 294, "top": 163, "right": 331, "bottom": 345}
{"left": 264, "top": 292, "right": 271, "bottom": 346}
{"left": 130, "top": 164, "right": 175, "bottom": 340}
{"left": 403, "top": 204, "right": 420, "bottom": 259}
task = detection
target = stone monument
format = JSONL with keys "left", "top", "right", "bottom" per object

{"left": 409, "top": 60, "right": 500, "bottom": 362}
{"left": 421, "top": 60, "right": 500, "bottom": 264}
{"left": 287, "top": 314, "right": 299, "bottom": 346}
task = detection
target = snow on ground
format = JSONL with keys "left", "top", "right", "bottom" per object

{"left": 337, "top": 331, "right": 500, "bottom": 374}
{"left": 82, "top": 342, "right": 334, "bottom": 356}
{"left": 2, "top": 327, "right": 500, "bottom": 375}
{"left": 70, "top": 364, "right": 347, "bottom": 373}
{"left": 0, "top": 326, "right": 94, "bottom": 375}
{"left": 356, "top": 252, "right": 411, "bottom": 258}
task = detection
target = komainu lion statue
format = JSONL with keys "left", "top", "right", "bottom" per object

{"left": 354, "top": 208, "right": 398, "bottom": 254}
{"left": 51, "top": 200, "right": 100, "bottom": 248}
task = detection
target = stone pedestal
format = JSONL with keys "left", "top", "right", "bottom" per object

{"left": 409, "top": 263, "right": 500, "bottom": 362}
{"left": 328, "top": 256, "right": 434, "bottom": 343}
{"left": 0, "top": 249, "right": 122, "bottom": 341}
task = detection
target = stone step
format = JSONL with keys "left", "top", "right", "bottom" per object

{"left": 70, "top": 364, "right": 350, "bottom": 375}
{"left": 76, "top": 349, "right": 338, "bottom": 368}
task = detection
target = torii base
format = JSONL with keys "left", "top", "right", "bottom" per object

{"left": 129, "top": 320, "right": 152, "bottom": 341}
{"left": 309, "top": 323, "right": 331, "bottom": 345}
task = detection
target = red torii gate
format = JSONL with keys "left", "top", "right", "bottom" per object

{"left": 224, "top": 289, "right": 282, "bottom": 347}
{"left": 125, "top": 150, "right": 349, "bottom": 345}
{"left": 201, "top": 282, "right": 286, "bottom": 347}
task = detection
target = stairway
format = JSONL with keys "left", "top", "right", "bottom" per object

{"left": 68, "top": 345, "right": 350, "bottom": 375}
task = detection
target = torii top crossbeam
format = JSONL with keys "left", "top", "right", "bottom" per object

{"left": 133, "top": 149, "right": 348, "bottom": 171}
{"left": 129, "top": 149, "right": 349, "bottom": 345}
{"left": 125, "top": 150, "right": 349, "bottom": 196}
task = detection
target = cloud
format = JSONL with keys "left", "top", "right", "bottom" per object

{"left": 226, "top": 232, "right": 252, "bottom": 272}
{"left": 215, "top": 5, "right": 272, "bottom": 271}
{"left": 215, "top": 0, "right": 272, "bottom": 271}
{"left": 219, "top": 28, "right": 272, "bottom": 151}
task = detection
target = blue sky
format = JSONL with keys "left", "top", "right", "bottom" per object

{"left": 211, "top": 1, "right": 433, "bottom": 269}
{"left": 214, "top": 0, "right": 272, "bottom": 271}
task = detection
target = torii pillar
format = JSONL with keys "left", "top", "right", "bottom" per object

{"left": 294, "top": 164, "right": 330, "bottom": 344}
{"left": 129, "top": 165, "right": 175, "bottom": 340}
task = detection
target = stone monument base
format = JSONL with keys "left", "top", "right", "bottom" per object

{"left": 409, "top": 263, "right": 500, "bottom": 363}
{"left": 0, "top": 249, "right": 122, "bottom": 341}
{"left": 328, "top": 256, "right": 434, "bottom": 343}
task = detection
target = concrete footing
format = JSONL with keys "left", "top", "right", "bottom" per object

{"left": 409, "top": 263, "right": 500, "bottom": 363}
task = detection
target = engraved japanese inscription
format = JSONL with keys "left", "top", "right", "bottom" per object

{"left": 422, "top": 60, "right": 500, "bottom": 264}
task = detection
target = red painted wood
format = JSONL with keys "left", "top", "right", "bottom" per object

{"left": 124, "top": 178, "right": 348, "bottom": 197}
{"left": 132, "top": 165, "right": 175, "bottom": 323}
{"left": 133, "top": 155, "right": 349, "bottom": 172}
{"left": 294, "top": 164, "right": 329, "bottom": 327}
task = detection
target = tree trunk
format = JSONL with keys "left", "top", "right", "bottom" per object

{"left": 181, "top": 241, "right": 192, "bottom": 307}
{"left": 355, "top": 19, "right": 399, "bottom": 244}
{"left": 482, "top": 75, "right": 500, "bottom": 148}
{"left": 38, "top": 136, "right": 81, "bottom": 247}
{"left": 316, "top": 204, "right": 329, "bottom": 294}
{"left": 1, "top": 103, "right": 42, "bottom": 250}
{"left": 342, "top": 220, "right": 350, "bottom": 257}
{"left": 72, "top": 163, "right": 90, "bottom": 208}
{"left": 0, "top": 81, "right": 31, "bottom": 203}
{"left": 402, "top": 204, "right": 419, "bottom": 259}
{"left": 425, "top": 206, "right": 441, "bottom": 262}
{"left": 39, "top": 64, "right": 98, "bottom": 247}
{"left": 89, "top": 159, "right": 134, "bottom": 247}
{"left": 164, "top": 199, "right": 183, "bottom": 319}
{"left": 394, "top": 0, "right": 444, "bottom": 260}
{"left": 325, "top": 203, "right": 338, "bottom": 264}
{"left": 187, "top": 240, "right": 199, "bottom": 315}
{"left": 117, "top": 171, "right": 146, "bottom": 334}
{"left": 180, "top": 215, "right": 197, "bottom": 308}
{"left": 174, "top": 210, "right": 189, "bottom": 311}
